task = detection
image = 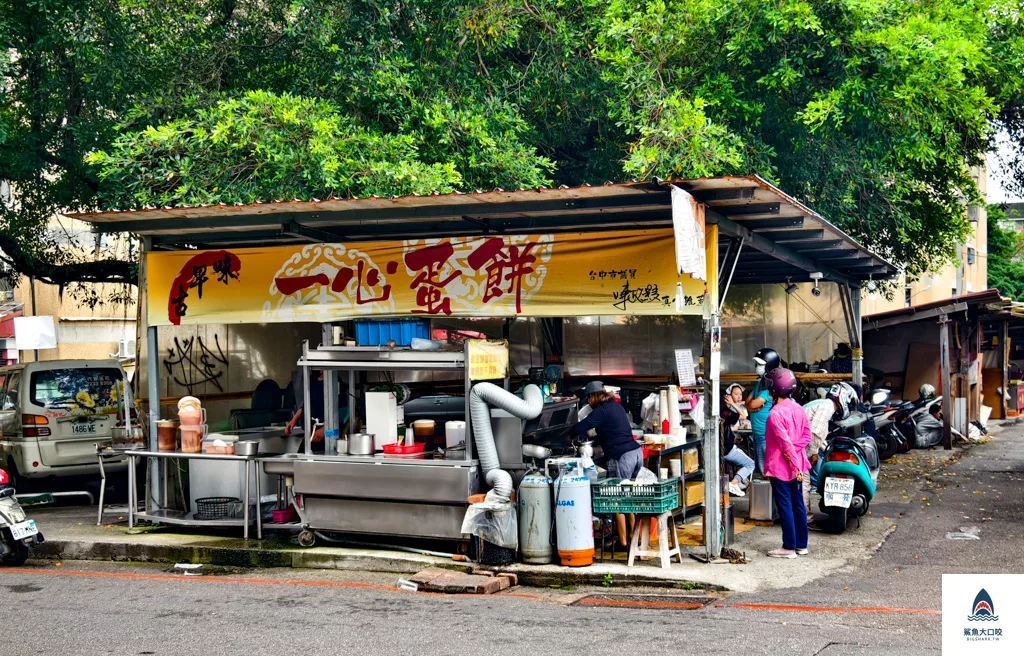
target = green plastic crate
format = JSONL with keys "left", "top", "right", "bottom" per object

{"left": 591, "top": 478, "right": 679, "bottom": 514}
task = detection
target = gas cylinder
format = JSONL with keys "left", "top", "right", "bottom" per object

{"left": 518, "top": 471, "right": 553, "bottom": 564}
{"left": 554, "top": 465, "right": 595, "bottom": 566}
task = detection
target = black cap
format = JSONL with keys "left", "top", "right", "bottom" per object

{"left": 583, "top": 381, "right": 605, "bottom": 396}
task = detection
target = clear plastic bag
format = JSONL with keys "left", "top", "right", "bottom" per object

{"left": 634, "top": 467, "right": 659, "bottom": 485}
{"left": 460, "top": 490, "right": 518, "bottom": 549}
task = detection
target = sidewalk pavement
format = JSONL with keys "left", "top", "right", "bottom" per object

{"left": 23, "top": 426, "right": 988, "bottom": 593}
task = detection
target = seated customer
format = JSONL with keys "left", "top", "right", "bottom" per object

{"left": 914, "top": 404, "right": 944, "bottom": 448}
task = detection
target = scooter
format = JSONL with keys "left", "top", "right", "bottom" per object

{"left": 0, "top": 467, "right": 44, "bottom": 566}
{"left": 816, "top": 414, "right": 879, "bottom": 534}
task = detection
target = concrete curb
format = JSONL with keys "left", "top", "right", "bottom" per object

{"left": 33, "top": 539, "right": 474, "bottom": 576}
{"left": 31, "top": 538, "right": 709, "bottom": 589}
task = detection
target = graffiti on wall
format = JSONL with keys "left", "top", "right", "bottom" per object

{"left": 163, "top": 335, "right": 228, "bottom": 393}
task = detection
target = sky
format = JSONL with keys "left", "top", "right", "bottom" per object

{"left": 987, "top": 133, "right": 1023, "bottom": 204}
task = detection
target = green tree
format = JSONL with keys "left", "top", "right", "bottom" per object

{"left": 3, "top": 0, "right": 1024, "bottom": 293}
{"left": 987, "top": 204, "right": 1024, "bottom": 301}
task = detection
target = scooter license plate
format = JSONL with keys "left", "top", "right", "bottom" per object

{"left": 823, "top": 477, "right": 855, "bottom": 508}
{"left": 9, "top": 520, "right": 38, "bottom": 541}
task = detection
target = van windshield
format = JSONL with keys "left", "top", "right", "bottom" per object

{"left": 31, "top": 368, "right": 123, "bottom": 415}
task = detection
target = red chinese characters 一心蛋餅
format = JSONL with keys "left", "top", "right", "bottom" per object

{"left": 467, "top": 237, "right": 537, "bottom": 313}
{"left": 275, "top": 260, "right": 397, "bottom": 304}
{"left": 404, "top": 242, "right": 462, "bottom": 315}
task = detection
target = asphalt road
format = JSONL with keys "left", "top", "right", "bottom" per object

{"left": 1, "top": 428, "right": 1021, "bottom": 656}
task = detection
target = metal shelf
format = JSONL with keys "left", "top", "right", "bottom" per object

{"left": 298, "top": 345, "right": 465, "bottom": 371}
{"left": 135, "top": 509, "right": 250, "bottom": 528}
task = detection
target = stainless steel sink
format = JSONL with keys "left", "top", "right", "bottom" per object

{"left": 262, "top": 453, "right": 303, "bottom": 476}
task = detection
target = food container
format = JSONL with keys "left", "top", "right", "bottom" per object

{"left": 180, "top": 425, "right": 208, "bottom": 454}
{"left": 348, "top": 433, "right": 375, "bottom": 455}
{"left": 445, "top": 420, "right": 467, "bottom": 448}
{"left": 203, "top": 439, "right": 235, "bottom": 455}
{"left": 156, "top": 420, "right": 179, "bottom": 451}
{"left": 111, "top": 426, "right": 145, "bottom": 450}
{"left": 234, "top": 440, "right": 259, "bottom": 456}
{"left": 177, "top": 396, "right": 205, "bottom": 427}
{"left": 382, "top": 442, "right": 425, "bottom": 457}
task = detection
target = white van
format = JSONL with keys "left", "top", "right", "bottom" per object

{"left": 0, "top": 360, "right": 129, "bottom": 487}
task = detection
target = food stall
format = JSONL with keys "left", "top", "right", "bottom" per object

{"left": 71, "top": 174, "right": 896, "bottom": 562}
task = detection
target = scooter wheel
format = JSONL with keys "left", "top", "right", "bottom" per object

{"left": 822, "top": 508, "right": 848, "bottom": 534}
{"left": 297, "top": 530, "right": 316, "bottom": 548}
{"left": 1, "top": 542, "right": 29, "bottom": 566}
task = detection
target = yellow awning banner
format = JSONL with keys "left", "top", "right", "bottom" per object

{"left": 145, "top": 228, "right": 717, "bottom": 326}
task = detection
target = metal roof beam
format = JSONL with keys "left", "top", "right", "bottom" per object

{"left": 715, "top": 203, "right": 780, "bottom": 216}
{"left": 865, "top": 302, "right": 969, "bottom": 331}
{"left": 695, "top": 187, "right": 756, "bottom": 202}
{"left": 92, "top": 192, "right": 672, "bottom": 234}
{"left": 282, "top": 221, "right": 345, "bottom": 243}
{"left": 711, "top": 212, "right": 857, "bottom": 286}
{"left": 728, "top": 217, "right": 805, "bottom": 230}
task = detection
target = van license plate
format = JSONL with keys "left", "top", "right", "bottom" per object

{"left": 10, "top": 520, "right": 38, "bottom": 540}
{"left": 72, "top": 423, "right": 96, "bottom": 434}
{"left": 823, "top": 477, "right": 855, "bottom": 508}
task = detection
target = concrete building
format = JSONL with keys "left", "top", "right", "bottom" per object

{"left": 7, "top": 215, "right": 137, "bottom": 370}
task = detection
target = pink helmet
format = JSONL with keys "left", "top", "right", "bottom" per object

{"left": 764, "top": 367, "right": 798, "bottom": 398}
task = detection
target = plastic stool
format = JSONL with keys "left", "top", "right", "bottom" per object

{"left": 627, "top": 511, "right": 681, "bottom": 569}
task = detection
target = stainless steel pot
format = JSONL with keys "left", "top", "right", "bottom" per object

{"left": 348, "top": 433, "right": 375, "bottom": 455}
{"left": 234, "top": 440, "right": 259, "bottom": 456}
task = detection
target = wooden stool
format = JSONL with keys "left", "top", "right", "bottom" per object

{"left": 627, "top": 511, "right": 681, "bottom": 569}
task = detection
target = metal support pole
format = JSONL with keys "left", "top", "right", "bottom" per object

{"left": 850, "top": 286, "right": 863, "bottom": 390}
{"left": 1002, "top": 320, "right": 1009, "bottom": 419}
{"left": 302, "top": 341, "right": 312, "bottom": 455}
{"left": 702, "top": 312, "right": 722, "bottom": 560}
{"left": 348, "top": 369, "right": 356, "bottom": 437}
{"left": 940, "top": 315, "right": 952, "bottom": 450}
{"left": 146, "top": 325, "right": 160, "bottom": 504}
{"left": 324, "top": 363, "right": 338, "bottom": 455}
{"left": 29, "top": 275, "right": 38, "bottom": 362}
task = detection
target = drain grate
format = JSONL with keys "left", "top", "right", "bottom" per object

{"left": 572, "top": 594, "right": 716, "bottom": 610}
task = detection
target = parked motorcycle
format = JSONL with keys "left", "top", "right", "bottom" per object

{"left": 816, "top": 414, "right": 879, "bottom": 534}
{"left": 0, "top": 468, "right": 44, "bottom": 566}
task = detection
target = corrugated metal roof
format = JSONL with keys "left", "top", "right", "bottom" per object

{"left": 862, "top": 288, "right": 1024, "bottom": 330}
{"left": 68, "top": 174, "right": 897, "bottom": 284}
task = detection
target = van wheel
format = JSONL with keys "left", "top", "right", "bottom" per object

{"left": 5, "top": 460, "right": 30, "bottom": 494}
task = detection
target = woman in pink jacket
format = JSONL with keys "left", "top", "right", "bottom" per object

{"left": 762, "top": 368, "right": 812, "bottom": 559}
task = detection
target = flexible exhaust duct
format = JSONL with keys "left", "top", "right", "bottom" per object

{"left": 470, "top": 382, "right": 543, "bottom": 499}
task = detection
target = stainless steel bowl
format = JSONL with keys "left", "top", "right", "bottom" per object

{"left": 234, "top": 440, "right": 260, "bottom": 456}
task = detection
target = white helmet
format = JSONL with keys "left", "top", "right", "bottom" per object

{"left": 919, "top": 384, "right": 936, "bottom": 400}
{"left": 826, "top": 383, "right": 857, "bottom": 420}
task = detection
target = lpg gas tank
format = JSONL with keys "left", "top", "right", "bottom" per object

{"left": 518, "top": 472, "right": 553, "bottom": 564}
{"left": 554, "top": 466, "right": 594, "bottom": 567}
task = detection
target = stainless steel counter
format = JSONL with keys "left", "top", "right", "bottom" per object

{"left": 261, "top": 453, "right": 482, "bottom": 540}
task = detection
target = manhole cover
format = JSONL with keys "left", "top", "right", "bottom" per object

{"left": 572, "top": 594, "right": 716, "bottom": 609}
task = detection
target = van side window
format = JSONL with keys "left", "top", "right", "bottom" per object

{"left": 2, "top": 373, "right": 19, "bottom": 411}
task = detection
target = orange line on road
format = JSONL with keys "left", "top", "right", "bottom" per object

{"left": 0, "top": 568, "right": 937, "bottom": 614}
